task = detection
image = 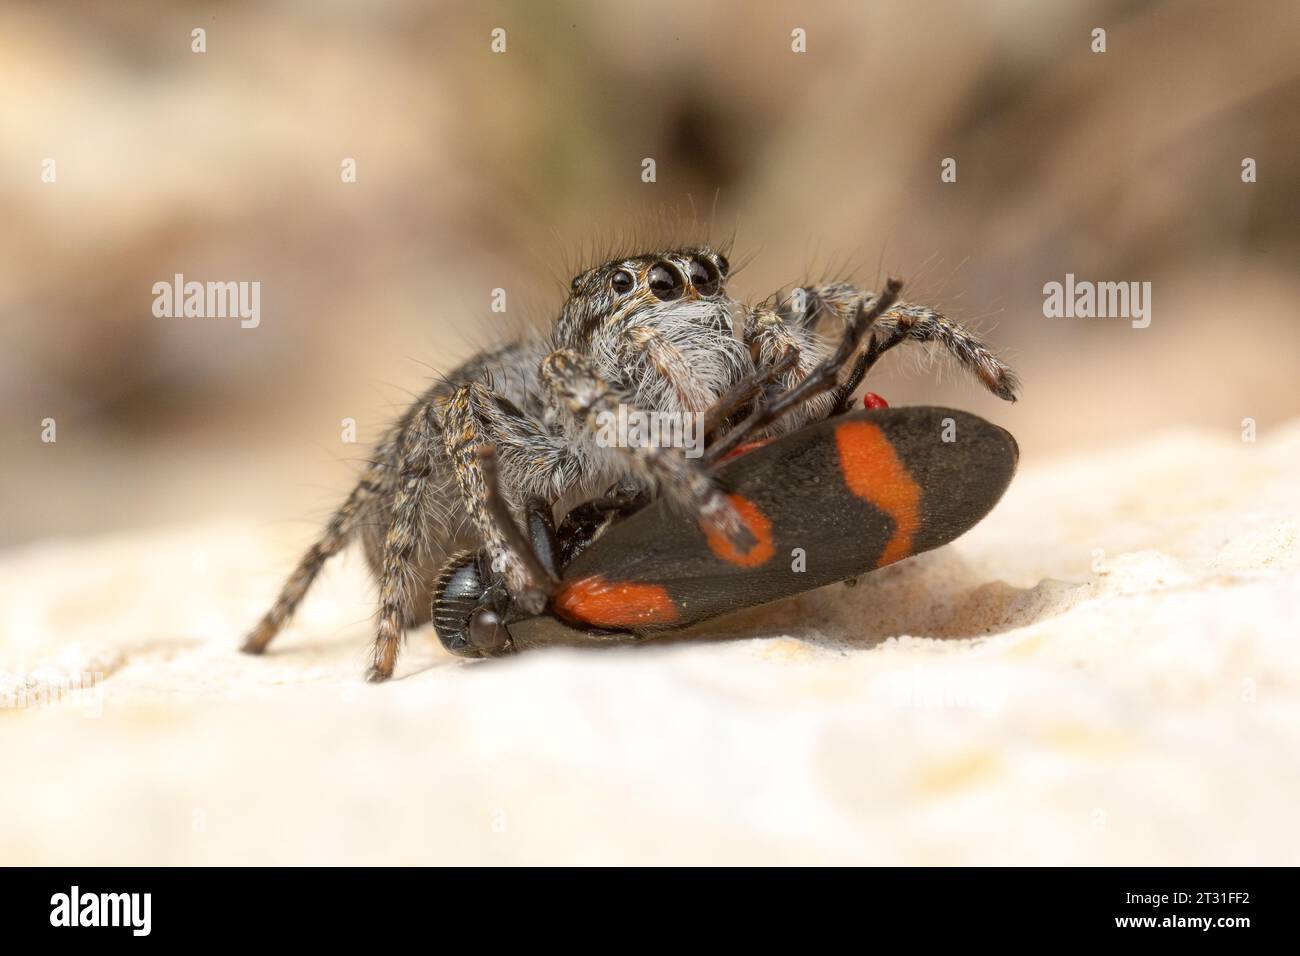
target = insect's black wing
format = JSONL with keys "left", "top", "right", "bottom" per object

{"left": 509, "top": 406, "right": 1017, "bottom": 646}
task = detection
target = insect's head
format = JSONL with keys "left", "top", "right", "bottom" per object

{"left": 556, "top": 248, "right": 732, "bottom": 346}
{"left": 432, "top": 550, "right": 515, "bottom": 659}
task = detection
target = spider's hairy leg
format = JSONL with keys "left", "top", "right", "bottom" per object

{"left": 780, "top": 282, "right": 1019, "bottom": 401}
{"left": 540, "top": 348, "right": 755, "bottom": 551}
{"left": 241, "top": 442, "right": 392, "bottom": 656}
{"left": 440, "top": 382, "right": 580, "bottom": 616}
{"left": 776, "top": 280, "right": 862, "bottom": 330}
{"left": 367, "top": 404, "right": 444, "bottom": 682}
{"left": 881, "top": 302, "right": 1020, "bottom": 401}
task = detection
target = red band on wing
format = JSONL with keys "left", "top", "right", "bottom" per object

{"left": 701, "top": 493, "right": 776, "bottom": 568}
{"left": 552, "top": 575, "right": 679, "bottom": 628}
{"left": 716, "top": 438, "right": 775, "bottom": 463}
{"left": 833, "top": 421, "right": 921, "bottom": 567}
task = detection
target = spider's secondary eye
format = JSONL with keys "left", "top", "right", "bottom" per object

{"left": 647, "top": 262, "right": 685, "bottom": 301}
{"left": 687, "top": 257, "right": 720, "bottom": 296}
{"left": 571, "top": 276, "right": 582, "bottom": 293}
{"left": 611, "top": 269, "right": 635, "bottom": 294}
{"left": 715, "top": 253, "right": 730, "bottom": 276}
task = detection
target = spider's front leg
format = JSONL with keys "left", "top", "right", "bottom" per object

{"left": 539, "top": 348, "right": 757, "bottom": 553}
{"left": 439, "top": 383, "right": 580, "bottom": 617}
{"left": 778, "top": 281, "right": 1020, "bottom": 402}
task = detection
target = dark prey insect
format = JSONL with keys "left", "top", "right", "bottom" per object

{"left": 242, "top": 247, "right": 1019, "bottom": 681}
{"left": 433, "top": 402, "right": 1019, "bottom": 657}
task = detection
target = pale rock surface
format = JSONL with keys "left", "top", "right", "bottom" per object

{"left": 3, "top": 423, "right": 1298, "bottom": 864}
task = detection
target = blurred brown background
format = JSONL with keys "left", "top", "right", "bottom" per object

{"left": 3, "top": 0, "right": 1297, "bottom": 549}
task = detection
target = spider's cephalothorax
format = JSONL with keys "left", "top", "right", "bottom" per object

{"left": 242, "top": 246, "right": 1019, "bottom": 680}
{"left": 556, "top": 250, "right": 753, "bottom": 431}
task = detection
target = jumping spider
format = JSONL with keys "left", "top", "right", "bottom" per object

{"left": 242, "top": 247, "right": 1019, "bottom": 680}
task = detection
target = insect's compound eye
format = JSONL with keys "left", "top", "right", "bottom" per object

{"left": 468, "top": 608, "right": 509, "bottom": 654}
{"left": 715, "top": 253, "right": 730, "bottom": 277}
{"left": 610, "top": 269, "right": 635, "bottom": 295}
{"left": 647, "top": 262, "right": 685, "bottom": 301}
{"left": 687, "top": 256, "right": 721, "bottom": 296}
{"left": 433, "top": 552, "right": 492, "bottom": 656}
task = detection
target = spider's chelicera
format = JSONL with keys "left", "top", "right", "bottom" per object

{"left": 243, "top": 247, "right": 1019, "bottom": 680}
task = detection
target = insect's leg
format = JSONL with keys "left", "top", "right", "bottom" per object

{"left": 828, "top": 313, "right": 933, "bottom": 413}
{"left": 241, "top": 440, "right": 393, "bottom": 655}
{"left": 540, "top": 348, "right": 755, "bottom": 551}
{"left": 703, "top": 346, "right": 800, "bottom": 437}
{"left": 367, "top": 405, "right": 444, "bottom": 682}
{"left": 830, "top": 351, "right": 872, "bottom": 415}
{"left": 707, "top": 279, "right": 903, "bottom": 464}
{"left": 523, "top": 495, "right": 562, "bottom": 580}
{"left": 553, "top": 482, "right": 652, "bottom": 567}
{"left": 781, "top": 282, "right": 1020, "bottom": 401}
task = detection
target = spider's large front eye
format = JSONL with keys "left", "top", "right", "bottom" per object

{"left": 611, "top": 269, "right": 635, "bottom": 294}
{"left": 715, "top": 253, "right": 730, "bottom": 277}
{"left": 687, "top": 256, "right": 720, "bottom": 296}
{"left": 647, "top": 262, "right": 685, "bottom": 301}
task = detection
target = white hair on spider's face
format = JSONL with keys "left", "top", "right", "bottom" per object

{"left": 560, "top": 248, "right": 753, "bottom": 415}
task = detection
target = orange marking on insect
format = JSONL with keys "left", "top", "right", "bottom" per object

{"left": 701, "top": 494, "right": 775, "bottom": 568}
{"left": 833, "top": 421, "right": 921, "bottom": 567}
{"left": 716, "top": 438, "right": 774, "bottom": 463}
{"left": 553, "top": 576, "right": 679, "bottom": 628}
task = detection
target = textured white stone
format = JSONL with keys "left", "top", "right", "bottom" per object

{"left": 3, "top": 423, "right": 1299, "bottom": 864}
